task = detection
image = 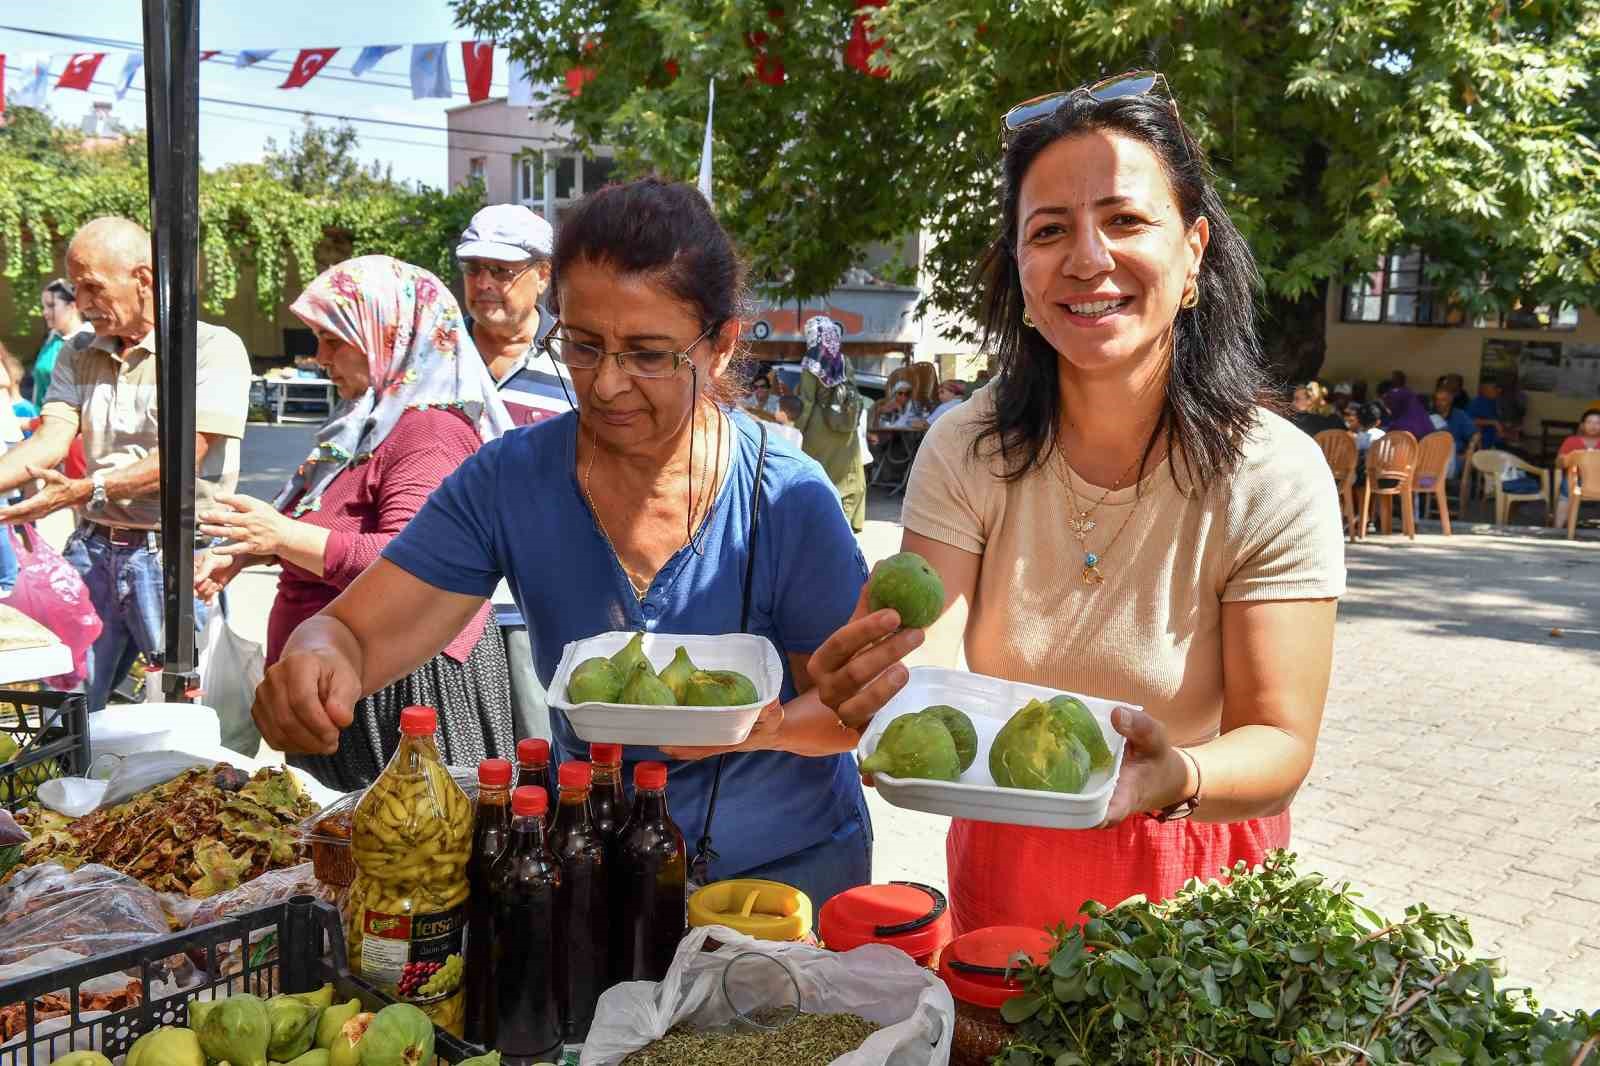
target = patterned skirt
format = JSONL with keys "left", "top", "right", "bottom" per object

{"left": 289, "top": 621, "right": 514, "bottom": 792}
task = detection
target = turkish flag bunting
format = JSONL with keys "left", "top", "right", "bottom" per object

{"left": 199, "top": 51, "right": 220, "bottom": 61}
{"left": 57, "top": 52, "right": 108, "bottom": 91}
{"left": 746, "top": 8, "right": 786, "bottom": 86}
{"left": 565, "top": 66, "right": 596, "bottom": 97}
{"left": 845, "top": 0, "right": 890, "bottom": 78}
{"left": 280, "top": 48, "right": 338, "bottom": 89}
{"left": 461, "top": 42, "right": 494, "bottom": 102}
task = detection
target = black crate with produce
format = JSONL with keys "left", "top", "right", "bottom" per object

{"left": 0, "top": 689, "right": 88, "bottom": 816}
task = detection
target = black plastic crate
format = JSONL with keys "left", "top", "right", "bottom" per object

{"left": 0, "top": 689, "right": 89, "bottom": 814}
{"left": 0, "top": 896, "right": 486, "bottom": 1065}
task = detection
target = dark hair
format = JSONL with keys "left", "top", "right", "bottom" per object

{"left": 1391, "top": 370, "right": 1407, "bottom": 387}
{"left": 1376, "top": 380, "right": 1394, "bottom": 398}
{"left": 752, "top": 374, "right": 771, "bottom": 388}
{"left": 1358, "top": 401, "right": 1385, "bottom": 429}
{"left": 1581, "top": 407, "right": 1600, "bottom": 423}
{"left": 44, "top": 278, "right": 75, "bottom": 303}
{"left": 974, "top": 87, "right": 1271, "bottom": 492}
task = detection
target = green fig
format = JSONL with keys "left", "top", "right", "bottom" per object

{"left": 456, "top": 1055, "right": 502, "bottom": 1066}
{"left": 566, "top": 656, "right": 624, "bottom": 703}
{"left": 867, "top": 551, "right": 945, "bottom": 629}
{"left": 326, "top": 1012, "right": 372, "bottom": 1066}
{"left": 197, "top": 992, "right": 271, "bottom": 1066}
{"left": 127, "top": 1026, "right": 205, "bottom": 1066}
{"left": 186, "top": 999, "right": 216, "bottom": 1031}
{"left": 919, "top": 704, "right": 978, "bottom": 772}
{"left": 283, "top": 1051, "right": 331, "bottom": 1066}
{"left": 52, "top": 1053, "right": 113, "bottom": 1066}
{"left": 265, "top": 993, "right": 321, "bottom": 1062}
{"left": 658, "top": 646, "right": 697, "bottom": 703}
{"left": 989, "top": 699, "right": 1092, "bottom": 794}
{"left": 609, "top": 632, "right": 650, "bottom": 679}
{"left": 359, "top": 1004, "right": 434, "bottom": 1066}
{"left": 1047, "top": 694, "right": 1113, "bottom": 772}
{"left": 859, "top": 712, "right": 962, "bottom": 781}
{"left": 620, "top": 661, "right": 677, "bottom": 705}
{"left": 316, "top": 998, "right": 361, "bottom": 1050}
{"left": 288, "top": 983, "right": 335, "bottom": 1013}
{"left": 682, "top": 670, "right": 759, "bottom": 707}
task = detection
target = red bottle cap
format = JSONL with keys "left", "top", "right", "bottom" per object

{"left": 590, "top": 743, "right": 623, "bottom": 766}
{"left": 399, "top": 706, "right": 436, "bottom": 735}
{"left": 477, "top": 758, "right": 512, "bottom": 787}
{"left": 559, "top": 761, "right": 593, "bottom": 789}
{"left": 817, "top": 882, "right": 954, "bottom": 964}
{"left": 634, "top": 762, "right": 668, "bottom": 791}
{"left": 937, "top": 926, "right": 1058, "bottom": 1009}
{"left": 511, "top": 786, "right": 548, "bottom": 818}
{"left": 517, "top": 737, "right": 550, "bottom": 767}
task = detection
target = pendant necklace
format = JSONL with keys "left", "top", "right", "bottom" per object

{"left": 1056, "top": 446, "right": 1146, "bottom": 586}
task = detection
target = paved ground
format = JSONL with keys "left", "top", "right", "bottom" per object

{"left": 227, "top": 424, "right": 1600, "bottom": 1011}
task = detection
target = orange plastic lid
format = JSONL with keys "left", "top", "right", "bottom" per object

{"left": 512, "top": 786, "right": 548, "bottom": 817}
{"left": 937, "top": 926, "right": 1057, "bottom": 1009}
{"left": 477, "top": 758, "right": 512, "bottom": 787}
{"left": 399, "top": 706, "right": 436, "bottom": 735}
{"left": 817, "top": 882, "right": 952, "bottom": 960}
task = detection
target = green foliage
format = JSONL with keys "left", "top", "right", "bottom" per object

{"left": 454, "top": 0, "right": 1600, "bottom": 368}
{"left": 0, "top": 111, "right": 483, "bottom": 319}
{"left": 1000, "top": 852, "right": 1599, "bottom": 1065}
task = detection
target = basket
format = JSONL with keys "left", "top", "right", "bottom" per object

{"left": 0, "top": 895, "right": 485, "bottom": 1065}
{"left": 0, "top": 689, "right": 89, "bottom": 813}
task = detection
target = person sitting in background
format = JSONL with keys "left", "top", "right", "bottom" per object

{"left": 927, "top": 379, "right": 966, "bottom": 424}
{"left": 767, "top": 394, "right": 806, "bottom": 449}
{"left": 1555, "top": 408, "right": 1600, "bottom": 528}
{"left": 1429, "top": 387, "right": 1476, "bottom": 475}
{"left": 1377, "top": 372, "right": 1435, "bottom": 439}
{"left": 1328, "top": 381, "right": 1354, "bottom": 417}
{"left": 1289, "top": 383, "right": 1343, "bottom": 436}
{"left": 743, "top": 373, "right": 779, "bottom": 416}
{"left": 1435, "top": 373, "right": 1470, "bottom": 413}
{"left": 1468, "top": 380, "right": 1505, "bottom": 449}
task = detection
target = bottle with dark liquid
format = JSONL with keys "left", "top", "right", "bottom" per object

{"left": 546, "top": 761, "right": 609, "bottom": 1043}
{"left": 588, "top": 743, "right": 626, "bottom": 844}
{"left": 464, "top": 758, "right": 513, "bottom": 1046}
{"left": 490, "top": 786, "right": 564, "bottom": 1064}
{"left": 516, "top": 737, "right": 555, "bottom": 817}
{"left": 616, "top": 761, "right": 687, "bottom": 982}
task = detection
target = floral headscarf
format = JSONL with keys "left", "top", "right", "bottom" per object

{"left": 274, "top": 255, "right": 514, "bottom": 517}
{"left": 801, "top": 315, "right": 847, "bottom": 388}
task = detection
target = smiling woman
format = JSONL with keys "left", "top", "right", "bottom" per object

{"left": 893, "top": 74, "right": 1347, "bottom": 935}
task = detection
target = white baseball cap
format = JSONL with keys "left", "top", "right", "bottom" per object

{"left": 457, "top": 203, "right": 554, "bottom": 262}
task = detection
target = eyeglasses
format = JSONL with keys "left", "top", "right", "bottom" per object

{"left": 460, "top": 259, "right": 536, "bottom": 284}
{"left": 542, "top": 321, "right": 718, "bottom": 379}
{"left": 1001, "top": 70, "right": 1184, "bottom": 149}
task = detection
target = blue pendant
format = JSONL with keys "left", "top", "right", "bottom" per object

{"left": 1085, "top": 553, "right": 1098, "bottom": 567}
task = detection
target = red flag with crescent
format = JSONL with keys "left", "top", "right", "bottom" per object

{"left": 57, "top": 52, "right": 108, "bottom": 91}
{"left": 280, "top": 48, "right": 338, "bottom": 89}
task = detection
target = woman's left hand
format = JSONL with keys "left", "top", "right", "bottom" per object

{"left": 1097, "top": 706, "right": 1194, "bottom": 828}
{"left": 199, "top": 493, "right": 294, "bottom": 557}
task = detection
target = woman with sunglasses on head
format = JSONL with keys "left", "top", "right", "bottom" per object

{"left": 253, "top": 179, "right": 920, "bottom": 906}
{"left": 895, "top": 73, "right": 1345, "bottom": 933}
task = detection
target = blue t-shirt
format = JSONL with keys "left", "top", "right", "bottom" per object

{"left": 384, "top": 409, "right": 870, "bottom": 878}
{"left": 1467, "top": 397, "right": 1501, "bottom": 449}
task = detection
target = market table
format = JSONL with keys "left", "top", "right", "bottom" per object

{"left": 0, "top": 643, "right": 71, "bottom": 686}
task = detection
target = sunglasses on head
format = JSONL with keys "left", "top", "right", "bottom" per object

{"left": 1001, "top": 69, "right": 1185, "bottom": 149}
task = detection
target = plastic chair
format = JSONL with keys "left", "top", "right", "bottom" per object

{"left": 1559, "top": 450, "right": 1600, "bottom": 540}
{"left": 1358, "top": 431, "right": 1418, "bottom": 540}
{"left": 1314, "top": 429, "right": 1358, "bottom": 537}
{"left": 1410, "top": 431, "right": 1457, "bottom": 536}
{"left": 908, "top": 362, "right": 941, "bottom": 408}
{"left": 1469, "top": 449, "right": 1551, "bottom": 527}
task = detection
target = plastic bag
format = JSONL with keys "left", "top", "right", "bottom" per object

{"left": 95, "top": 750, "right": 215, "bottom": 809}
{"left": 34, "top": 776, "right": 107, "bottom": 818}
{"left": 3, "top": 524, "right": 101, "bottom": 689}
{"left": 197, "top": 607, "right": 265, "bottom": 758}
{"left": 578, "top": 924, "right": 954, "bottom": 1066}
{"left": 0, "top": 863, "right": 176, "bottom": 968}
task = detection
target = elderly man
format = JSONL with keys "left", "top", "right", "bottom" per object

{"left": 0, "top": 217, "right": 251, "bottom": 710}
{"left": 457, "top": 203, "right": 573, "bottom": 742}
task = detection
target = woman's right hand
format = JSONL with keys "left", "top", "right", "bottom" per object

{"left": 252, "top": 647, "right": 360, "bottom": 756}
{"left": 194, "top": 550, "right": 246, "bottom": 603}
{"left": 809, "top": 584, "right": 925, "bottom": 732}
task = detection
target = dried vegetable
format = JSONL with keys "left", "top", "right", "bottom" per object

{"left": 619, "top": 1011, "right": 880, "bottom": 1065}
{"left": 0, "top": 982, "right": 142, "bottom": 1041}
{"left": 9, "top": 765, "right": 317, "bottom": 897}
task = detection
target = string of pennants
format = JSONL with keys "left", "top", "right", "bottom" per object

{"left": 0, "top": 1, "right": 888, "bottom": 113}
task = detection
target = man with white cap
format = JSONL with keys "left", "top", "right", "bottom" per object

{"left": 457, "top": 203, "right": 571, "bottom": 427}
{"left": 457, "top": 203, "right": 574, "bottom": 742}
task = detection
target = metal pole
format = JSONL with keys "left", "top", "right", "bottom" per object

{"left": 141, "top": 0, "right": 201, "bottom": 699}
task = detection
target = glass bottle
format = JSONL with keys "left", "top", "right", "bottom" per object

{"left": 516, "top": 737, "right": 555, "bottom": 818}
{"left": 588, "top": 743, "right": 626, "bottom": 845}
{"left": 463, "top": 757, "right": 513, "bottom": 1046}
{"left": 546, "top": 761, "right": 610, "bottom": 1043}
{"left": 490, "top": 786, "right": 564, "bottom": 1064}
{"left": 616, "top": 761, "right": 687, "bottom": 983}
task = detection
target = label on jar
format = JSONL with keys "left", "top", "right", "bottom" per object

{"left": 357, "top": 904, "right": 465, "bottom": 1006}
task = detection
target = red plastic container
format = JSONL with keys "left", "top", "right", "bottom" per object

{"left": 816, "top": 881, "right": 953, "bottom": 966}
{"left": 938, "top": 925, "right": 1057, "bottom": 1066}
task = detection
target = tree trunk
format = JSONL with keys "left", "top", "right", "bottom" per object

{"left": 1258, "top": 280, "right": 1329, "bottom": 385}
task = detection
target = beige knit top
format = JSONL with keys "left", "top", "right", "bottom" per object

{"left": 902, "top": 387, "right": 1346, "bottom": 746}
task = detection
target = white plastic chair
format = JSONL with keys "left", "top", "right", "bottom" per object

{"left": 1469, "top": 450, "right": 1551, "bottom": 527}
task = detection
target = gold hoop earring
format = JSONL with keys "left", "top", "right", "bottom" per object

{"left": 1021, "top": 309, "right": 1036, "bottom": 328}
{"left": 1182, "top": 287, "right": 1199, "bottom": 310}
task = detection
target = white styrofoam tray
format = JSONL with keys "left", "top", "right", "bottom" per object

{"left": 855, "top": 666, "right": 1136, "bottom": 830}
{"left": 550, "top": 631, "right": 783, "bottom": 747}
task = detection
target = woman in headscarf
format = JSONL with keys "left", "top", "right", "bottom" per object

{"left": 794, "top": 316, "right": 867, "bottom": 531}
{"left": 195, "top": 255, "right": 516, "bottom": 789}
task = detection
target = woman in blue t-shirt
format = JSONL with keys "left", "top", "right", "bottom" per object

{"left": 253, "top": 179, "right": 922, "bottom": 906}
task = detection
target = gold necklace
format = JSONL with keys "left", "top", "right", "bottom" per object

{"left": 1054, "top": 447, "right": 1143, "bottom": 538}
{"left": 1057, "top": 450, "right": 1147, "bottom": 586}
{"left": 582, "top": 408, "right": 723, "bottom": 600}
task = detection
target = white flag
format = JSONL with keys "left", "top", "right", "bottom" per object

{"left": 409, "top": 43, "right": 451, "bottom": 99}
{"left": 115, "top": 52, "right": 143, "bottom": 100}
{"left": 507, "top": 57, "right": 535, "bottom": 106}
{"left": 13, "top": 56, "right": 50, "bottom": 110}
{"left": 234, "top": 49, "right": 275, "bottom": 69}
{"left": 697, "top": 80, "right": 715, "bottom": 202}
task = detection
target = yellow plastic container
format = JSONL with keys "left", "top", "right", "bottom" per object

{"left": 689, "top": 878, "right": 813, "bottom": 943}
{"left": 346, "top": 706, "right": 474, "bottom": 1036}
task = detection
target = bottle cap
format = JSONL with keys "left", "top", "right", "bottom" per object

{"left": 590, "top": 743, "right": 623, "bottom": 765}
{"left": 477, "top": 758, "right": 512, "bottom": 788}
{"left": 399, "top": 706, "right": 436, "bottom": 735}
{"left": 634, "top": 761, "right": 668, "bottom": 791}
{"left": 517, "top": 737, "right": 550, "bottom": 767}
{"left": 511, "top": 786, "right": 548, "bottom": 818}
{"left": 558, "top": 761, "right": 593, "bottom": 789}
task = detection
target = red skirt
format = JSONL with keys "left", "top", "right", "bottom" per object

{"left": 946, "top": 810, "right": 1291, "bottom": 935}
